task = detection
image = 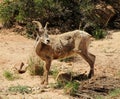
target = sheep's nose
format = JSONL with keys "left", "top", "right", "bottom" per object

{"left": 47, "top": 39, "right": 50, "bottom": 43}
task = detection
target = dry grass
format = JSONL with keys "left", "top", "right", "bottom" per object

{"left": 27, "top": 56, "right": 44, "bottom": 76}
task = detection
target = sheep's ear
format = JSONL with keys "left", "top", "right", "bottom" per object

{"left": 44, "top": 22, "right": 49, "bottom": 34}
{"left": 32, "top": 21, "right": 43, "bottom": 32}
{"left": 44, "top": 22, "right": 49, "bottom": 30}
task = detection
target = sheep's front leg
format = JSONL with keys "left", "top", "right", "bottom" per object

{"left": 73, "top": 36, "right": 81, "bottom": 52}
{"left": 41, "top": 59, "right": 51, "bottom": 85}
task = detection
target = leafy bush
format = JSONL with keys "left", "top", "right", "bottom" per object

{"left": 0, "top": 0, "right": 84, "bottom": 30}
{"left": 0, "top": 0, "right": 18, "bottom": 27}
{"left": 0, "top": 0, "right": 35, "bottom": 27}
{"left": 51, "top": 79, "right": 80, "bottom": 95}
{"left": 51, "top": 71, "right": 80, "bottom": 95}
{"left": 92, "top": 27, "right": 107, "bottom": 39}
{"left": 0, "top": 0, "right": 108, "bottom": 39}
{"left": 64, "top": 81, "right": 80, "bottom": 95}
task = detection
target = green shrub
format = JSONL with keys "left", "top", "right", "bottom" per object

{"left": 3, "top": 70, "right": 17, "bottom": 81}
{"left": 52, "top": 80, "right": 80, "bottom": 96}
{"left": 49, "top": 69, "right": 80, "bottom": 95}
{"left": 50, "top": 81, "right": 65, "bottom": 89}
{"left": 64, "top": 81, "right": 80, "bottom": 95}
{"left": 0, "top": 0, "right": 108, "bottom": 39}
{"left": 0, "top": 0, "right": 17, "bottom": 27}
{"left": 92, "top": 27, "right": 107, "bottom": 39}
{"left": 0, "top": 0, "right": 35, "bottom": 27}
{"left": 108, "top": 88, "right": 120, "bottom": 98}
{"left": 95, "top": 95, "right": 104, "bottom": 99}
{"left": 8, "top": 85, "right": 32, "bottom": 94}
{"left": 50, "top": 68, "right": 59, "bottom": 79}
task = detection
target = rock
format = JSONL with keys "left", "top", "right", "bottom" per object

{"left": 92, "top": 2, "right": 115, "bottom": 27}
{"left": 56, "top": 72, "right": 72, "bottom": 83}
{"left": 12, "top": 62, "right": 28, "bottom": 74}
{"left": 102, "top": 0, "right": 120, "bottom": 28}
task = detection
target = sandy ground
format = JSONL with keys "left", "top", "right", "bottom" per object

{"left": 0, "top": 29, "right": 120, "bottom": 99}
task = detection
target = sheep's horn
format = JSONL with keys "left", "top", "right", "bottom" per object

{"left": 32, "top": 21, "right": 43, "bottom": 31}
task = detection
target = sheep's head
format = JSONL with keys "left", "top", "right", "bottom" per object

{"left": 32, "top": 21, "right": 50, "bottom": 44}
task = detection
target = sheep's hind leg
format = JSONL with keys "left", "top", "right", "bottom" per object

{"left": 78, "top": 36, "right": 95, "bottom": 78}
{"left": 79, "top": 51, "right": 95, "bottom": 78}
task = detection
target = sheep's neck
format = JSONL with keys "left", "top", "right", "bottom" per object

{"left": 35, "top": 40, "right": 42, "bottom": 56}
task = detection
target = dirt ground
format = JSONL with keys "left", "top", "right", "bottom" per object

{"left": 0, "top": 29, "right": 120, "bottom": 99}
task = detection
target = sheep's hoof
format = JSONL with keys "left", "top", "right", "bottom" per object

{"left": 41, "top": 80, "right": 45, "bottom": 85}
{"left": 18, "top": 70, "right": 26, "bottom": 74}
{"left": 41, "top": 79, "right": 48, "bottom": 85}
{"left": 88, "top": 71, "right": 94, "bottom": 79}
{"left": 41, "top": 81, "right": 48, "bottom": 85}
{"left": 44, "top": 81, "right": 48, "bottom": 85}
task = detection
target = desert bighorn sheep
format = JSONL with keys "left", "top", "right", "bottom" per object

{"left": 32, "top": 21, "right": 96, "bottom": 85}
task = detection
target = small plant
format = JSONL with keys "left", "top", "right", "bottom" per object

{"left": 8, "top": 85, "right": 32, "bottom": 94}
{"left": 50, "top": 81, "right": 65, "bottom": 89}
{"left": 108, "top": 88, "right": 120, "bottom": 98}
{"left": 117, "top": 70, "right": 120, "bottom": 76}
{"left": 27, "top": 56, "right": 44, "bottom": 76}
{"left": 3, "top": 70, "right": 17, "bottom": 81}
{"left": 92, "top": 27, "right": 107, "bottom": 39}
{"left": 64, "top": 81, "right": 80, "bottom": 95}
{"left": 95, "top": 95, "right": 104, "bottom": 99}
{"left": 50, "top": 68, "right": 59, "bottom": 79}
{"left": 50, "top": 70, "right": 80, "bottom": 95}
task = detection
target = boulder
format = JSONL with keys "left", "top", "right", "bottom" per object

{"left": 101, "top": 0, "right": 120, "bottom": 28}
{"left": 92, "top": 2, "right": 115, "bottom": 27}
{"left": 12, "top": 62, "right": 28, "bottom": 74}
